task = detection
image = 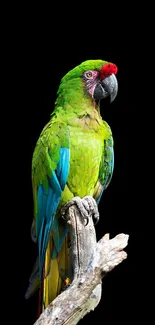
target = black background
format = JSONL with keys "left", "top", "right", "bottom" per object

{"left": 7, "top": 5, "right": 150, "bottom": 324}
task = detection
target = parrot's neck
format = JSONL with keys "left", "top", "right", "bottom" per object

{"left": 53, "top": 79, "right": 103, "bottom": 124}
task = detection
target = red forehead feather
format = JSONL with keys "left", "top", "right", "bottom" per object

{"left": 99, "top": 63, "right": 118, "bottom": 79}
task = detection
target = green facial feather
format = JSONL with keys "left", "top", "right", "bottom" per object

{"left": 54, "top": 60, "right": 108, "bottom": 112}
{"left": 60, "top": 59, "right": 107, "bottom": 83}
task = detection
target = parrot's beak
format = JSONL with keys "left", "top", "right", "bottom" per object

{"left": 93, "top": 74, "right": 118, "bottom": 103}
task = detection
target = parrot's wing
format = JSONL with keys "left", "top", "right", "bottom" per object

{"left": 94, "top": 134, "right": 114, "bottom": 204}
{"left": 32, "top": 121, "right": 70, "bottom": 277}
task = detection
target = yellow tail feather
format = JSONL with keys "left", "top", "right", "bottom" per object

{"left": 42, "top": 234, "right": 69, "bottom": 311}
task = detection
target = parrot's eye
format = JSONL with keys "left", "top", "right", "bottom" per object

{"left": 85, "top": 71, "right": 93, "bottom": 79}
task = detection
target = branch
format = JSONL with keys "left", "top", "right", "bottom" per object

{"left": 34, "top": 205, "right": 129, "bottom": 325}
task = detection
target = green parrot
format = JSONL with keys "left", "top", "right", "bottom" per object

{"left": 25, "top": 59, "right": 118, "bottom": 314}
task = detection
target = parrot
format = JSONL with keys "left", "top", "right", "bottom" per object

{"left": 25, "top": 59, "right": 118, "bottom": 315}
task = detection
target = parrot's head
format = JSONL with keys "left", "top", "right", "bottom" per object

{"left": 60, "top": 59, "right": 118, "bottom": 105}
{"left": 82, "top": 60, "right": 118, "bottom": 104}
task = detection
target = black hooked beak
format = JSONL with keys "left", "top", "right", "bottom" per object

{"left": 93, "top": 74, "right": 118, "bottom": 103}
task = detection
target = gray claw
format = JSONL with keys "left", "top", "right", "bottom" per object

{"left": 61, "top": 196, "right": 99, "bottom": 226}
{"left": 82, "top": 196, "right": 100, "bottom": 226}
{"left": 84, "top": 215, "right": 89, "bottom": 226}
{"left": 93, "top": 214, "right": 100, "bottom": 225}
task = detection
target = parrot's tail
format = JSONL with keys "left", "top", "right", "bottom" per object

{"left": 39, "top": 234, "right": 69, "bottom": 314}
{"left": 25, "top": 234, "right": 69, "bottom": 317}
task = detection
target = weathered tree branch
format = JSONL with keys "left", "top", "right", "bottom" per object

{"left": 34, "top": 205, "right": 129, "bottom": 325}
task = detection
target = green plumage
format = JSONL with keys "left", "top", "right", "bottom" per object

{"left": 32, "top": 59, "right": 113, "bottom": 223}
{"left": 26, "top": 59, "right": 116, "bottom": 310}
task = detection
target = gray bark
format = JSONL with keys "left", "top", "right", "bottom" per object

{"left": 34, "top": 205, "right": 129, "bottom": 325}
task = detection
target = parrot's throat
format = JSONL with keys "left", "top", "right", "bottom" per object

{"left": 55, "top": 79, "right": 102, "bottom": 123}
{"left": 92, "top": 98, "right": 101, "bottom": 115}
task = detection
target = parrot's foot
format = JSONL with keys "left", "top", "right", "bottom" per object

{"left": 84, "top": 196, "right": 99, "bottom": 225}
{"left": 61, "top": 196, "right": 99, "bottom": 226}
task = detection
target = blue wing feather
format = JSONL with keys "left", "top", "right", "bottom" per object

{"left": 60, "top": 148, "right": 70, "bottom": 189}
{"left": 37, "top": 185, "right": 48, "bottom": 238}
{"left": 49, "top": 171, "right": 62, "bottom": 196}
{"left": 37, "top": 147, "right": 70, "bottom": 277}
{"left": 46, "top": 187, "right": 58, "bottom": 219}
